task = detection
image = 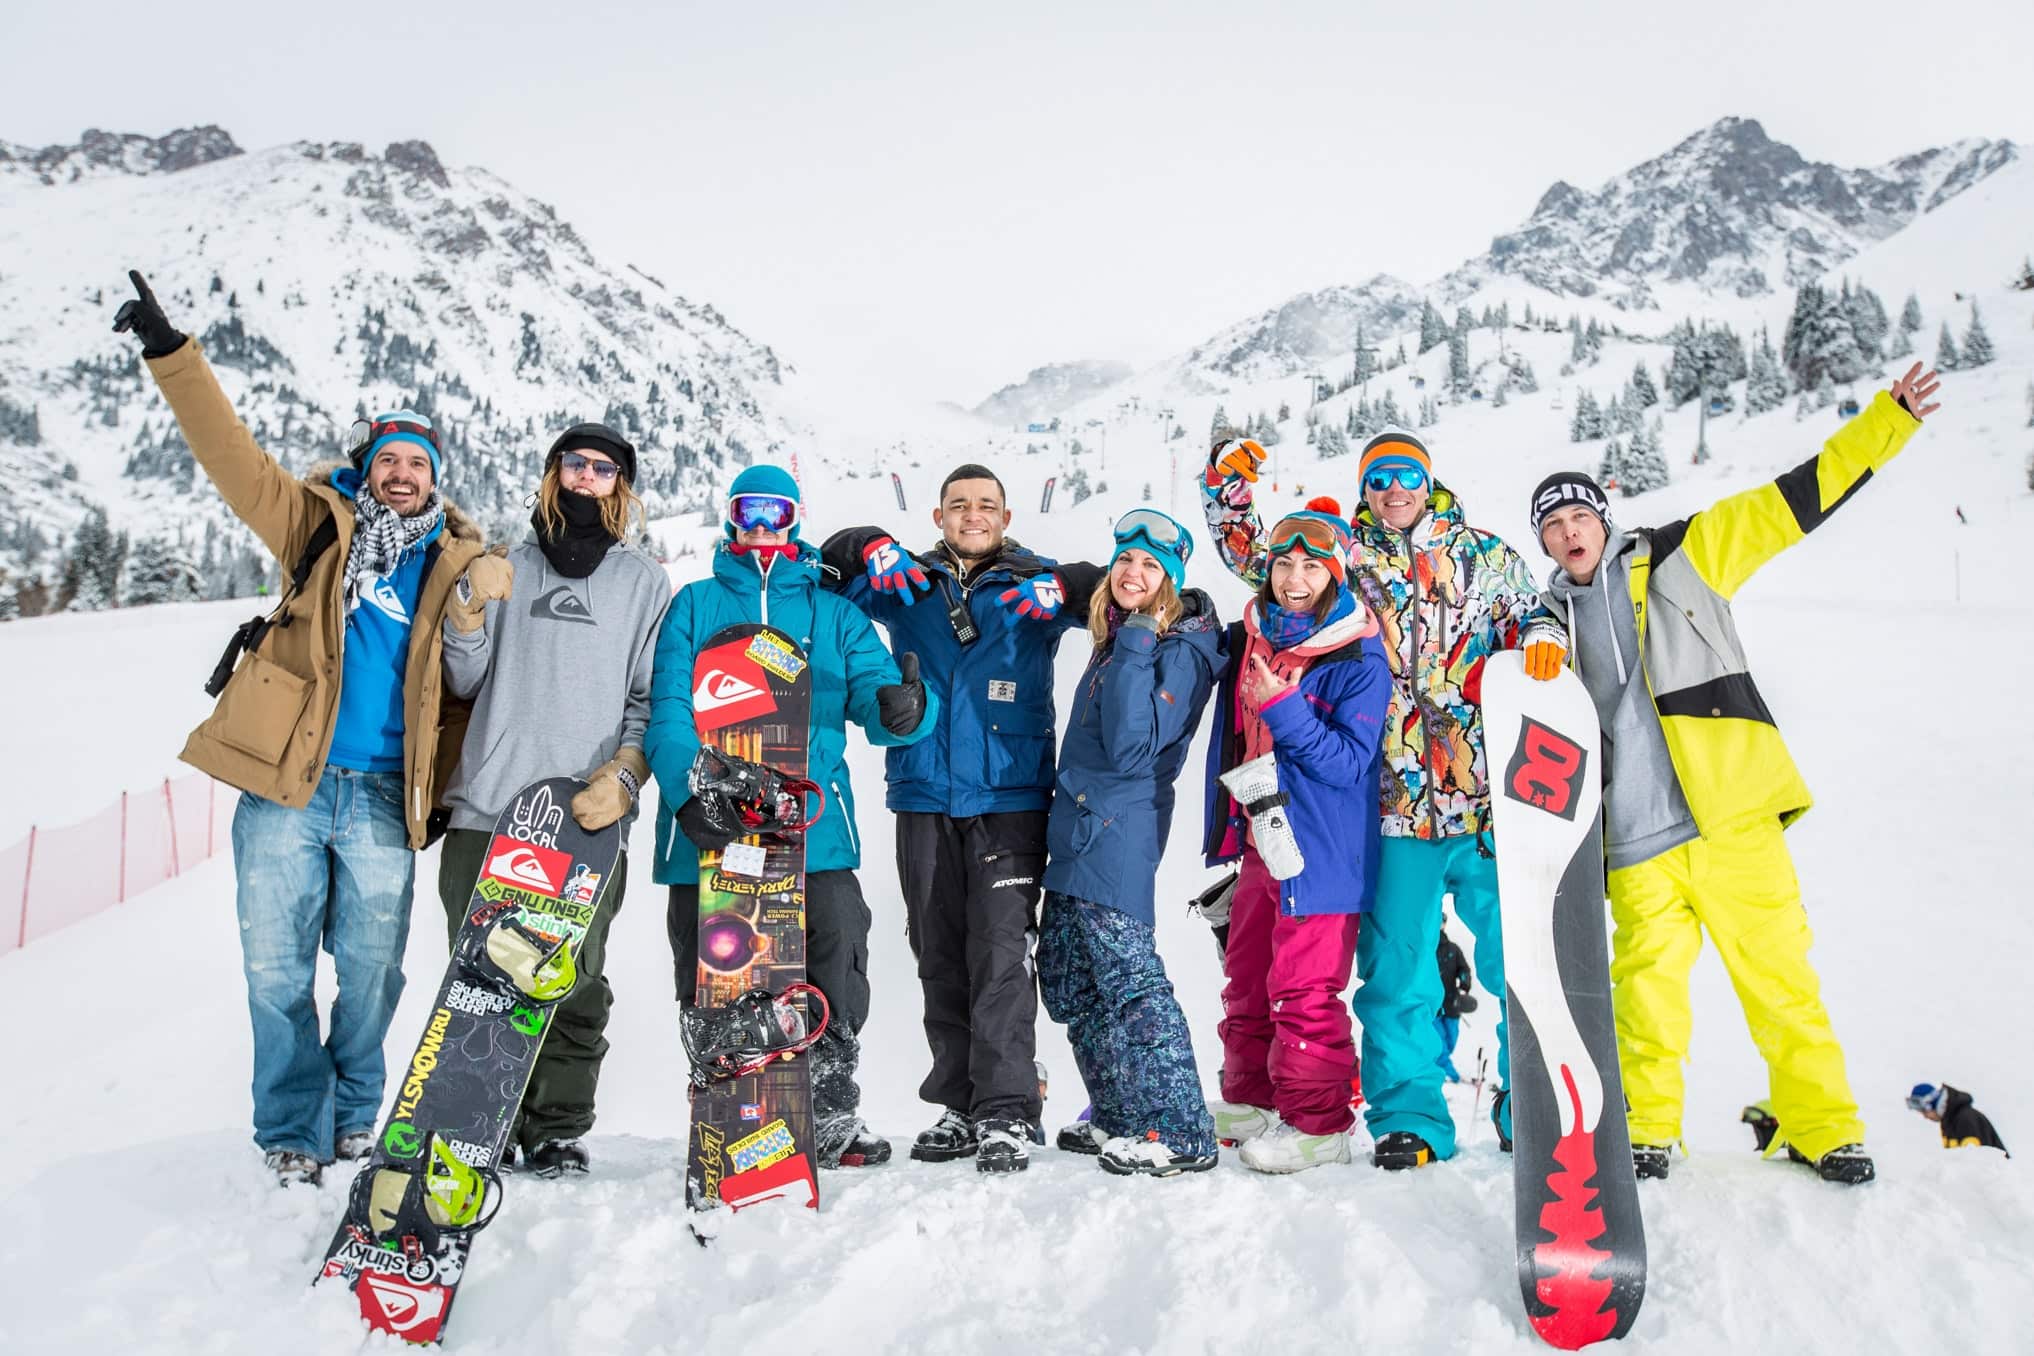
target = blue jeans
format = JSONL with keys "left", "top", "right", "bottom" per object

{"left": 233, "top": 767, "right": 416, "bottom": 1159}
{"left": 1353, "top": 835, "right": 1506, "bottom": 1158}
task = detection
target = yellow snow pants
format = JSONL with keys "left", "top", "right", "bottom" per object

{"left": 1606, "top": 818, "right": 1864, "bottom": 1162}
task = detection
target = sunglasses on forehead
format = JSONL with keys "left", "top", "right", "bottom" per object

{"left": 729, "top": 493, "right": 799, "bottom": 532}
{"left": 344, "top": 415, "right": 438, "bottom": 462}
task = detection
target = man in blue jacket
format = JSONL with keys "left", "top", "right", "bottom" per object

{"left": 646, "top": 464, "right": 937, "bottom": 1169}
{"left": 822, "top": 464, "right": 1102, "bottom": 1173}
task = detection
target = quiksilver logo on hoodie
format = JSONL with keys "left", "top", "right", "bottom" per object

{"left": 532, "top": 586, "right": 595, "bottom": 625}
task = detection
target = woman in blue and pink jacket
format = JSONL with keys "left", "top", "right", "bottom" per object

{"left": 1202, "top": 499, "right": 1391, "bottom": 1174}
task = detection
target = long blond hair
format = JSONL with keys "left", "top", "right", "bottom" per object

{"left": 1088, "top": 571, "right": 1184, "bottom": 647}
{"left": 534, "top": 466, "right": 643, "bottom": 541}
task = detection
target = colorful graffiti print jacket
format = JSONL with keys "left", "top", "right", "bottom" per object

{"left": 1205, "top": 480, "right": 1562, "bottom": 839}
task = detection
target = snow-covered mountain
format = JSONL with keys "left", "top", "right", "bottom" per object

{"left": 1109, "top": 118, "right": 2019, "bottom": 401}
{"left": 0, "top": 127, "right": 812, "bottom": 608}
{"left": 1458, "top": 116, "right": 2017, "bottom": 302}
{"left": 971, "top": 358, "right": 1133, "bottom": 427}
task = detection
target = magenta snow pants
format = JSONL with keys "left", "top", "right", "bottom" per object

{"left": 1217, "top": 848, "right": 1362, "bottom": 1135}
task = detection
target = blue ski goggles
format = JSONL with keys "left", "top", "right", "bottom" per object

{"left": 729, "top": 493, "right": 799, "bottom": 533}
{"left": 1111, "top": 508, "right": 1194, "bottom": 566}
{"left": 1362, "top": 464, "right": 1428, "bottom": 493}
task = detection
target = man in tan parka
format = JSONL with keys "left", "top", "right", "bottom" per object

{"left": 114, "top": 270, "right": 484, "bottom": 1186}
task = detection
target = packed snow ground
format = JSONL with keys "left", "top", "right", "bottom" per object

{"left": 4, "top": 274, "right": 2032, "bottom": 1353}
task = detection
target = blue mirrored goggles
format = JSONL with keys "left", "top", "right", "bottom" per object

{"left": 729, "top": 493, "right": 799, "bottom": 532}
{"left": 1363, "top": 465, "right": 1428, "bottom": 493}
{"left": 1112, "top": 509, "right": 1193, "bottom": 564}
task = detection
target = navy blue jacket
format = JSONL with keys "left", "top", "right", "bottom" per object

{"left": 822, "top": 529, "right": 1102, "bottom": 817}
{"left": 644, "top": 540, "right": 937, "bottom": 884}
{"left": 1043, "top": 591, "right": 1223, "bottom": 927}
{"left": 1201, "top": 602, "right": 1392, "bottom": 917}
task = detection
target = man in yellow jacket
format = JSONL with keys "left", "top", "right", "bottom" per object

{"left": 1529, "top": 361, "right": 1942, "bottom": 1186}
{"left": 114, "top": 271, "right": 484, "bottom": 1187}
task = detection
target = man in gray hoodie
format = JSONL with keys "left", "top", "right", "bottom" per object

{"left": 438, "top": 423, "right": 671, "bottom": 1176}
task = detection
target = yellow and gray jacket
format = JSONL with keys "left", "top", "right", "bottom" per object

{"left": 1542, "top": 392, "right": 1921, "bottom": 840}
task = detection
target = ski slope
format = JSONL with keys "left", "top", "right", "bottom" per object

{"left": 3, "top": 295, "right": 2032, "bottom": 1353}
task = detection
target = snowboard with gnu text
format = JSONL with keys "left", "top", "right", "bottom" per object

{"left": 1483, "top": 653, "right": 1646, "bottom": 1349}
{"left": 316, "top": 776, "right": 620, "bottom": 1344}
{"left": 685, "top": 622, "right": 821, "bottom": 1233}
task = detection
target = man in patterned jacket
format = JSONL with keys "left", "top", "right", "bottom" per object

{"left": 1205, "top": 427, "right": 1565, "bottom": 1169}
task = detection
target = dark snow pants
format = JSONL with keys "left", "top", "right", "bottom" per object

{"left": 896, "top": 810, "right": 1046, "bottom": 1122}
{"left": 437, "top": 827, "right": 627, "bottom": 1150}
{"left": 667, "top": 869, "right": 874, "bottom": 1125}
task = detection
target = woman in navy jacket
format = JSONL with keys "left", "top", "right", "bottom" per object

{"left": 1202, "top": 499, "right": 1392, "bottom": 1174}
{"left": 1038, "top": 509, "right": 1224, "bottom": 1177}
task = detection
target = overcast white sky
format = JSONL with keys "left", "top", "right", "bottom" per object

{"left": 6, "top": 1, "right": 2030, "bottom": 409}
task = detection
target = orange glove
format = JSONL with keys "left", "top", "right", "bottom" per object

{"left": 1210, "top": 437, "right": 1267, "bottom": 484}
{"left": 1523, "top": 640, "right": 1567, "bottom": 681}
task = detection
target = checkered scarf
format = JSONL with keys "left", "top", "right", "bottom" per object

{"left": 341, "top": 489, "right": 444, "bottom": 613}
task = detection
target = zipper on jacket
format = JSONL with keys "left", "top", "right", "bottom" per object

{"left": 1404, "top": 526, "right": 1440, "bottom": 833}
{"left": 831, "top": 780, "right": 858, "bottom": 857}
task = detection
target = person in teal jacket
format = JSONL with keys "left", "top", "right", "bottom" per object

{"left": 645, "top": 463, "right": 938, "bottom": 1169}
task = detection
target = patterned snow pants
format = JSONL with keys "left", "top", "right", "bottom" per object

{"left": 1038, "top": 891, "right": 1215, "bottom": 1156}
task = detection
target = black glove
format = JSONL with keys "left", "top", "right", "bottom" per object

{"left": 110, "top": 270, "right": 187, "bottom": 359}
{"left": 676, "top": 792, "right": 742, "bottom": 853}
{"left": 876, "top": 651, "right": 927, "bottom": 736}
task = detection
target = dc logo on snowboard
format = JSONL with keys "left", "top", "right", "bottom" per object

{"left": 1503, "top": 717, "right": 1588, "bottom": 821}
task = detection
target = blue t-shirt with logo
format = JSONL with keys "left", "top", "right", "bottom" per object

{"left": 326, "top": 541, "right": 434, "bottom": 774}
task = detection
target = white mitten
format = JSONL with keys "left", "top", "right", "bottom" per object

{"left": 1219, "top": 752, "right": 1306, "bottom": 881}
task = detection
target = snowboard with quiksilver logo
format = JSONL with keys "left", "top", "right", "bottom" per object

{"left": 315, "top": 776, "right": 620, "bottom": 1344}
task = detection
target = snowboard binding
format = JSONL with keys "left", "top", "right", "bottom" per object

{"left": 344, "top": 1135, "right": 504, "bottom": 1262}
{"left": 688, "top": 746, "right": 825, "bottom": 840}
{"left": 681, "top": 982, "right": 832, "bottom": 1088}
{"left": 454, "top": 902, "right": 578, "bottom": 1004}
{"left": 1218, "top": 752, "right": 1306, "bottom": 880}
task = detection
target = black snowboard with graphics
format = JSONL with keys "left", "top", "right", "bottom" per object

{"left": 1484, "top": 654, "right": 1646, "bottom": 1349}
{"left": 685, "top": 623, "right": 821, "bottom": 1228}
{"left": 317, "top": 777, "right": 621, "bottom": 1344}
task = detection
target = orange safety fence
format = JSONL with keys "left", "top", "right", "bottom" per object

{"left": 0, "top": 773, "right": 225, "bottom": 957}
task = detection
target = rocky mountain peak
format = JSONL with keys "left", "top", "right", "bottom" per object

{"left": 0, "top": 125, "right": 242, "bottom": 186}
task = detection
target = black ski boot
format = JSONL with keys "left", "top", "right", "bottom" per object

{"left": 910, "top": 1108, "right": 978, "bottom": 1162}
{"left": 1371, "top": 1131, "right": 1437, "bottom": 1170}
{"left": 1790, "top": 1142, "right": 1875, "bottom": 1184}
{"left": 975, "top": 1117, "right": 1031, "bottom": 1174}
{"left": 1057, "top": 1120, "right": 1106, "bottom": 1155}
{"left": 1741, "top": 1102, "right": 1780, "bottom": 1153}
{"left": 817, "top": 1116, "right": 893, "bottom": 1168}
{"left": 527, "top": 1138, "right": 589, "bottom": 1178}
{"left": 1632, "top": 1143, "right": 1671, "bottom": 1180}
{"left": 1492, "top": 1089, "right": 1513, "bottom": 1153}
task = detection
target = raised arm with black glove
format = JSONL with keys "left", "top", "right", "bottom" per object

{"left": 110, "top": 269, "right": 188, "bottom": 359}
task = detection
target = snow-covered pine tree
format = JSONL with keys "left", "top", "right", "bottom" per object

{"left": 1570, "top": 315, "right": 1587, "bottom": 365}
{"left": 1899, "top": 293, "right": 1924, "bottom": 337}
{"left": 1418, "top": 396, "right": 1439, "bottom": 427}
{"left": 1510, "top": 357, "right": 1539, "bottom": 394}
{"left": 1419, "top": 300, "right": 1448, "bottom": 354}
{"left": 123, "top": 535, "right": 202, "bottom": 606}
{"left": 1623, "top": 418, "right": 1670, "bottom": 493}
{"left": 1142, "top": 482, "right": 1153, "bottom": 501}
{"left": 1844, "top": 280, "right": 1891, "bottom": 360}
{"left": 1377, "top": 391, "right": 1405, "bottom": 427}
{"left": 1935, "top": 322, "right": 1962, "bottom": 372}
{"left": 1319, "top": 425, "right": 1351, "bottom": 459}
{"left": 59, "top": 508, "right": 124, "bottom": 612}
{"left": 1628, "top": 360, "right": 1659, "bottom": 409}
{"left": 0, "top": 586, "right": 18, "bottom": 623}
{"left": 1491, "top": 383, "right": 1508, "bottom": 408}
{"left": 1597, "top": 437, "right": 1625, "bottom": 488}
{"left": 1782, "top": 282, "right": 1869, "bottom": 390}
{"left": 1961, "top": 302, "right": 1995, "bottom": 368}
{"left": 1569, "top": 389, "right": 1602, "bottom": 442}
{"left": 1453, "top": 305, "right": 1474, "bottom": 337}
{"left": 1210, "top": 405, "right": 1232, "bottom": 443}
{"left": 1746, "top": 330, "right": 1789, "bottom": 415}
{"left": 1447, "top": 330, "right": 1471, "bottom": 393}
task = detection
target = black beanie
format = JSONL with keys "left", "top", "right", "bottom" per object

{"left": 1529, "top": 471, "right": 1612, "bottom": 545}
{"left": 547, "top": 422, "right": 638, "bottom": 486}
